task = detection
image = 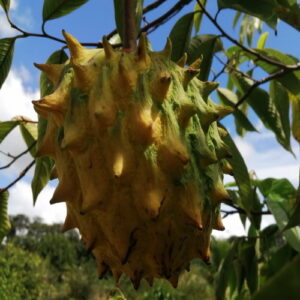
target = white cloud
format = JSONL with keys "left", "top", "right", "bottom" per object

{"left": 0, "top": 0, "right": 33, "bottom": 38}
{"left": 0, "top": 14, "right": 18, "bottom": 37}
{"left": 0, "top": 69, "right": 39, "bottom": 121}
{"left": 10, "top": 0, "right": 18, "bottom": 10}
{"left": 0, "top": 69, "right": 39, "bottom": 180}
{"left": 212, "top": 214, "right": 246, "bottom": 238}
{"left": 234, "top": 131, "right": 300, "bottom": 185}
{"left": 8, "top": 180, "right": 65, "bottom": 224}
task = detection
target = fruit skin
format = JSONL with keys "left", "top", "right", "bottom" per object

{"left": 33, "top": 32, "right": 233, "bottom": 288}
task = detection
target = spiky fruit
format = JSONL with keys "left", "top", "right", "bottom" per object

{"left": 33, "top": 32, "right": 233, "bottom": 288}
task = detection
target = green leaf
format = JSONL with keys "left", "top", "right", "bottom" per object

{"left": 215, "top": 239, "right": 239, "bottom": 300}
{"left": 113, "top": 0, "right": 144, "bottom": 44}
{"left": 43, "top": 0, "right": 89, "bottom": 22}
{"left": 252, "top": 254, "right": 300, "bottom": 300}
{"left": 232, "top": 11, "right": 242, "bottom": 28}
{"left": 194, "top": 0, "right": 207, "bottom": 33}
{"left": 269, "top": 81, "right": 291, "bottom": 151}
{"left": 32, "top": 157, "right": 54, "bottom": 204}
{"left": 0, "top": 38, "right": 15, "bottom": 89}
{"left": 169, "top": 12, "right": 195, "bottom": 62}
{"left": 19, "top": 122, "right": 37, "bottom": 157}
{"left": 0, "top": 191, "right": 11, "bottom": 243}
{"left": 242, "top": 242, "right": 258, "bottom": 294}
{"left": 32, "top": 50, "right": 68, "bottom": 203}
{"left": 217, "top": 0, "right": 278, "bottom": 28}
{"left": 232, "top": 74, "right": 292, "bottom": 151}
{"left": 0, "top": 0, "right": 10, "bottom": 12}
{"left": 0, "top": 121, "right": 18, "bottom": 143}
{"left": 221, "top": 128, "right": 253, "bottom": 213}
{"left": 244, "top": 48, "right": 300, "bottom": 97}
{"left": 263, "top": 243, "right": 297, "bottom": 279}
{"left": 217, "top": 88, "right": 257, "bottom": 134}
{"left": 187, "top": 35, "right": 223, "bottom": 81}
{"left": 284, "top": 181, "right": 300, "bottom": 230}
{"left": 257, "top": 178, "right": 300, "bottom": 252}
{"left": 256, "top": 32, "right": 269, "bottom": 49}
{"left": 275, "top": 0, "right": 300, "bottom": 31}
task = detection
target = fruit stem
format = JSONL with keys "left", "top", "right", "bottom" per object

{"left": 123, "top": 0, "right": 137, "bottom": 51}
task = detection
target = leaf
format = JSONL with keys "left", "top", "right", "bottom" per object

{"left": 0, "top": 38, "right": 15, "bottom": 89}
{"left": 194, "top": 0, "right": 207, "bottom": 33}
{"left": 0, "top": 191, "right": 11, "bottom": 243}
{"left": 275, "top": 0, "right": 300, "bottom": 31}
{"left": 252, "top": 254, "right": 300, "bottom": 300}
{"left": 232, "top": 11, "right": 242, "bottom": 28}
{"left": 0, "top": 121, "right": 18, "bottom": 143}
{"left": 32, "top": 50, "right": 68, "bottom": 203}
{"left": 217, "top": 88, "right": 257, "bottom": 134}
{"left": 43, "top": 0, "right": 89, "bottom": 22}
{"left": 113, "top": 0, "right": 144, "bottom": 44}
{"left": 243, "top": 48, "right": 300, "bottom": 97}
{"left": 186, "top": 34, "right": 223, "bottom": 81}
{"left": 263, "top": 243, "right": 297, "bottom": 280}
{"left": 232, "top": 74, "right": 292, "bottom": 152}
{"left": 284, "top": 179, "right": 300, "bottom": 230}
{"left": 217, "top": 0, "right": 278, "bottom": 29}
{"left": 256, "top": 32, "right": 269, "bottom": 49}
{"left": 242, "top": 241, "right": 258, "bottom": 294}
{"left": 0, "top": 0, "right": 10, "bottom": 12}
{"left": 19, "top": 122, "right": 37, "bottom": 157}
{"left": 215, "top": 239, "right": 239, "bottom": 300}
{"left": 269, "top": 81, "right": 291, "bottom": 151}
{"left": 169, "top": 12, "right": 195, "bottom": 62}
{"left": 257, "top": 178, "right": 300, "bottom": 252}
{"left": 32, "top": 157, "right": 54, "bottom": 203}
{"left": 221, "top": 128, "right": 253, "bottom": 213}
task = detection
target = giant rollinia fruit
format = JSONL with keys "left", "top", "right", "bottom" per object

{"left": 32, "top": 31, "right": 233, "bottom": 288}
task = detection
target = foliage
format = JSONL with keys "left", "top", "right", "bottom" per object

{"left": 0, "top": 243, "right": 49, "bottom": 300}
{"left": 0, "top": 0, "right": 300, "bottom": 299}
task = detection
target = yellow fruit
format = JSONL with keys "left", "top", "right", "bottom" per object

{"left": 33, "top": 32, "right": 233, "bottom": 288}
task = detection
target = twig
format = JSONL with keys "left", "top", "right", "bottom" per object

{"left": 221, "top": 200, "right": 271, "bottom": 218}
{"left": 0, "top": 142, "right": 36, "bottom": 170}
{"left": 140, "top": 0, "right": 193, "bottom": 34}
{"left": 214, "top": 55, "right": 256, "bottom": 81}
{"left": 143, "top": 0, "right": 168, "bottom": 14}
{"left": 234, "top": 68, "right": 287, "bottom": 108}
{"left": 212, "top": 61, "right": 227, "bottom": 81}
{"left": 196, "top": 0, "right": 300, "bottom": 70}
{"left": 0, "top": 160, "right": 35, "bottom": 195}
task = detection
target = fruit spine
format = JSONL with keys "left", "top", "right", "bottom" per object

{"left": 33, "top": 31, "right": 233, "bottom": 288}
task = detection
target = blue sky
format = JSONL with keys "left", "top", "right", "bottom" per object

{"left": 0, "top": 0, "right": 299, "bottom": 237}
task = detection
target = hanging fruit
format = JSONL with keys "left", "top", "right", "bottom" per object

{"left": 33, "top": 31, "right": 233, "bottom": 289}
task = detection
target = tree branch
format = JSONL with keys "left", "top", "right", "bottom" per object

{"left": 221, "top": 201, "right": 271, "bottom": 218}
{"left": 140, "top": 0, "right": 193, "bottom": 34}
{"left": 214, "top": 55, "right": 257, "bottom": 81}
{"left": 0, "top": 160, "right": 35, "bottom": 195}
{"left": 0, "top": 142, "right": 36, "bottom": 170}
{"left": 234, "top": 68, "right": 288, "bottom": 108}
